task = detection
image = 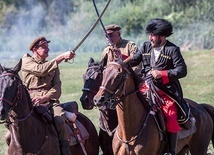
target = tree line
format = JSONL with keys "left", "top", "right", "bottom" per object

{"left": 0, "top": 0, "right": 213, "bottom": 53}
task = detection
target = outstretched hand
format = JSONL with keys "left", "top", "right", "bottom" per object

{"left": 55, "top": 51, "right": 76, "bottom": 64}
{"left": 63, "top": 51, "right": 75, "bottom": 60}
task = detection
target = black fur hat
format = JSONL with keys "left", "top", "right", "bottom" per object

{"left": 145, "top": 18, "right": 173, "bottom": 37}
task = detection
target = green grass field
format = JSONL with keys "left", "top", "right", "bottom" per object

{"left": 0, "top": 50, "right": 213, "bottom": 154}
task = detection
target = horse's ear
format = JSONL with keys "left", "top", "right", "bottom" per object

{"left": 88, "top": 57, "right": 94, "bottom": 66}
{"left": 0, "top": 63, "right": 3, "bottom": 74}
{"left": 13, "top": 59, "right": 22, "bottom": 73}
{"left": 101, "top": 54, "right": 108, "bottom": 67}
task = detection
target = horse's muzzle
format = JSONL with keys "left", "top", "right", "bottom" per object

{"left": 93, "top": 95, "right": 105, "bottom": 108}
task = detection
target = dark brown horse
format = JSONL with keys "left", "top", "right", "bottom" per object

{"left": 93, "top": 61, "right": 214, "bottom": 155}
{"left": 0, "top": 60, "right": 99, "bottom": 155}
{"left": 80, "top": 57, "right": 117, "bottom": 155}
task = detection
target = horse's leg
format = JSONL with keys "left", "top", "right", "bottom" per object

{"left": 177, "top": 146, "right": 189, "bottom": 155}
{"left": 5, "top": 130, "right": 11, "bottom": 145}
{"left": 188, "top": 103, "right": 213, "bottom": 155}
{"left": 99, "top": 129, "right": 114, "bottom": 155}
{"left": 5, "top": 130, "right": 23, "bottom": 155}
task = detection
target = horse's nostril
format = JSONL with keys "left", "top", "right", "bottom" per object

{"left": 100, "top": 96, "right": 105, "bottom": 102}
{"left": 94, "top": 95, "right": 105, "bottom": 107}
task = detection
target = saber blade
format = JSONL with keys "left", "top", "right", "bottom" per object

{"left": 72, "top": 0, "right": 111, "bottom": 52}
{"left": 92, "top": 0, "right": 114, "bottom": 46}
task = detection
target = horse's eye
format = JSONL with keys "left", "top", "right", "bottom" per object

{"left": 118, "top": 68, "right": 123, "bottom": 73}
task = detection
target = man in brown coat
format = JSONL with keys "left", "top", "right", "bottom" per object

{"left": 21, "top": 36, "right": 75, "bottom": 155}
{"left": 102, "top": 24, "right": 141, "bottom": 73}
{"left": 102, "top": 24, "right": 137, "bottom": 63}
{"left": 100, "top": 24, "right": 141, "bottom": 155}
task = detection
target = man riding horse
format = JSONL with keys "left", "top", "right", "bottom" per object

{"left": 21, "top": 36, "right": 75, "bottom": 155}
{"left": 128, "top": 18, "right": 195, "bottom": 155}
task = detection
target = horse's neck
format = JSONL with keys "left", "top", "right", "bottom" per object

{"left": 13, "top": 87, "right": 33, "bottom": 117}
{"left": 9, "top": 87, "right": 43, "bottom": 143}
{"left": 116, "top": 76, "right": 146, "bottom": 139}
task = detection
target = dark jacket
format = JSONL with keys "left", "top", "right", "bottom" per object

{"left": 131, "top": 40, "right": 188, "bottom": 121}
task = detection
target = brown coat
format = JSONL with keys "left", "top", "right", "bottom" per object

{"left": 21, "top": 53, "right": 68, "bottom": 142}
{"left": 21, "top": 53, "right": 61, "bottom": 101}
{"left": 102, "top": 38, "right": 141, "bottom": 74}
{"left": 102, "top": 38, "right": 137, "bottom": 63}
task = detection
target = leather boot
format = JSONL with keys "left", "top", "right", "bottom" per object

{"left": 59, "top": 140, "right": 71, "bottom": 155}
{"left": 167, "top": 132, "right": 178, "bottom": 155}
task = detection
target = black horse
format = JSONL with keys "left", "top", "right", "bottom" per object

{"left": 80, "top": 56, "right": 117, "bottom": 155}
{"left": 0, "top": 60, "right": 99, "bottom": 155}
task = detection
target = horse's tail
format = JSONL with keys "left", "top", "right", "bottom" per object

{"left": 200, "top": 103, "right": 214, "bottom": 147}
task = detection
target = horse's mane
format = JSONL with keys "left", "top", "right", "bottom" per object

{"left": 1, "top": 66, "right": 14, "bottom": 73}
{"left": 0, "top": 64, "right": 33, "bottom": 107}
{"left": 83, "top": 59, "right": 101, "bottom": 81}
{"left": 118, "top": 61, "right": 143, "bottom": 87}
{"left": 118, "top": 61, "right": 150, "bottom": 110}
{"left": 128, "top": 65, "right": 144, "bottom": 87}
{"left": 89, "top": 60, "right": 100, "bottom": 67}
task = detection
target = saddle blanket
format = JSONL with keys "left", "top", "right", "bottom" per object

{"left": 178, "top": 125, "right": 197, "bottom": 140}
{"left": 66, "top": 120, "right": 90, "bottom": 146}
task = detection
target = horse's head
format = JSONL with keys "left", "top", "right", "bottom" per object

{"left": 0, "top": 59, "right": 22, "bottom": 120}
{"left": 93, "top": 61, "right": 135, "bottom": 110}
{"left": 80, "top": 56, "right": 107, "bottom": 110}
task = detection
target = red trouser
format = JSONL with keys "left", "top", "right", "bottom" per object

{"left": 140, "top": 84, "right": 181, "bottom": 133}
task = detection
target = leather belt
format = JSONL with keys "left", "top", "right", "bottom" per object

{"left": 28, "top": 88, "right": 49, "bottom": 93}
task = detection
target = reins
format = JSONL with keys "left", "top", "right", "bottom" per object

{"left": 115, "top": 105, "right": 154, "bottom": 144}
{"left": 0, "top": 73, "right": 22, "bottom": 106}
{"left": 8, "top": 108, "right": 34, "bottom": 123}
{"left": 98, "top": 62, "right": 136, "bottom": 109}
{"left": 99, "top": 62, "right": 156, "bottom": 154}
{"left": 0, "top": 71, "right": 49, "bottom": 154}
{"left": 0, "top": 72, "right": 34, "bottom": 123}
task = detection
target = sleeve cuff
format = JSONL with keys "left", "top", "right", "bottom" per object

{"left": 161, "top": 70, "right": 169, "bottom": 84}
{"left": 122, "top": 54, "right": 128, "bottom": 60}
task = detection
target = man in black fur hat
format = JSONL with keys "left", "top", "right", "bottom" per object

{"left": 130, "top": 18, "right": 188, "bottom": 155}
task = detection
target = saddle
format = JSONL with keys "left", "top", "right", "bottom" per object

{"left": 34, "top": 101, "right": 89, "bottom": 146}
{"left": 150, "top": 106, "right": 197, "bottom": 155}
{"left": 152, "top": 107, "right": 196, "bottom": 139}
{"left": 137, "top": 91, "right": 197, "bottom": 154}
{"left": 136, "top": 77, "right": 197, "bottom": 154}
{"left": 62, "top": 101, "right": 89, "bottom": 146}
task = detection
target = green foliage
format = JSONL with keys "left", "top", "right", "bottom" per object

{"left": 0, "top": 0, "right": 213, "bottom": 55}
{"left": 103, "top": 4, "right": 145, "bottom": 36}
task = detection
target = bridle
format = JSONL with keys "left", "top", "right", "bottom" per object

{"left": 0, "top": 72, "right": 33, "bottom": 124}
{"left": 0, "top": 71, "right": 48, "bottom": 154}
{"left": 82, "top": 65, "right": 104, "bottom": 94}
{"left": 98, "top": 62, "right": 138, "bottom": 109}
{"left": 97, "top": 62, "right": 155, "bottom": 153}
{"left": 0, "top": 72, "right": 22, "bottom": 106}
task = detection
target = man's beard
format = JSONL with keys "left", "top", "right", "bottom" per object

{"left": 151, "top": 38, "right": 162, "bottom": 48}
